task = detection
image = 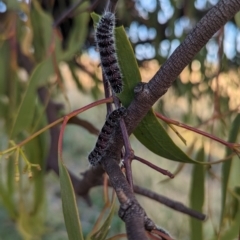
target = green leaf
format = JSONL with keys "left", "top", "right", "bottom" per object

{"left": 134, "top": 110, "right": 199, "bottom": 163}
{"left": 68, "top": 62, "right": 84, "bottom": 91}
{"left": 10, "top": 58, "right": 54, "bottom": 138}
{"left": 220, "top": 190, "right": 240, "bottom": 240}
{"left": 0, "top": 176, "right": 17, "bottom": 219}
{"left": 30, "top": 1, "right": 53, "bottom": 62}
{"left": 115, "top": 27, "right": 140, "bottom": 106}
{"left": 58, "top": 157, "right": 84, "bottom": 240}
{"left": 0, "top": 41, "right": 9, "bottom": 118}
{"left": 60, "top": 1, "right": 90, "bottom": 61}
{"left": 190, "top": 148, "right": 205, "bottom": 240}
{"left": 4, "top": 0, "right": 21, "bottom": 10}
{"left": 229, "top": 187, "right": 240, "bottom": 223}
{"left": 6, "top": 154, "right": 15, "bottom": 208}
{"left": 91, "top": 13, "right": 197, "bottom": 163}
{"left": 24, "top": 134, "right": 47, "bottom": 215}
{"left": 90, "top": 202, "right": 116, "bottom": 240}
{"left": 220, "top": 114, "right": 240, "bottom": 226}
{"left": 234, "top": 11, "right": 240, "bottom": 28}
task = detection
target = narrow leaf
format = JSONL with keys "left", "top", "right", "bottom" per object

{"left": 220, "top": 114, "right": 240, "bottom": 226}
{"left": 90, "top": 201, "right": 116, "bottom": 240}
{"left": 30, "top": 1, "right": 53, "bottom": 62}
{"left": 24, "top": 134, "right": 46, "bottom": 215}
{"left": 190, "top": 148, "right": 205, "bottom": 240}
{"left": 220, "top": 188, "right": 240, "bottom": 240}
{"left": 134, "top": 110, "right": 199, "bottom": 163}
{"left": 60, "top": 2, "right": 89, "bottom": 61}
{"left": 0, "top": 178, "right": 17, "bottom": 219}
{"left": 0, "top": 41, "right": 9, "bottom": 118}
{"left": 58, "top": 158, "right": 84, "bottom": 240}
{"left": 10, "top": 58, "right": 53, "bottom": 138}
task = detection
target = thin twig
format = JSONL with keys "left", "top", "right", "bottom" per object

{"left": 133, "top": 185, "right": 207, "bottom": 221}
{"left": 155, "top": 112, "right": 240, "bottom": 150}
{"left": 120, "top": 118, "right": 135, "bottom": 190}
{"left": 148, "top": 229, "right": 174, "bottom": 240}
{"left": 53, "top": 0, "right": 84, "bottom": 28}
{"left": 68, "top": 116, "right": 99, "bottom": 135}
{"left": 134, "top": 155, "right": 174, "bottom": 179}
{"left": 196, "top": 106, "right": 240, "bottom": 128}
{"left": 0, "top": 97, "right": 113, "bottom": 155}
{"left": 71, "top": 0, "right": 101, "bottom": 17}
{"left": 113, "top": 97, "right": 135, "bottom": 190}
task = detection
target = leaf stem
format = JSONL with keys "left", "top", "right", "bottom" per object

{"left": 155, "top": 112, "right": 240, "bottom": 151}
{"left": 57, "top": 97, "right": 113, "bottom": 163}
{"left": 0, "top": 97, "right": 113, "bottom": 156}
{"left": 134, "top": 155, "right": 174, "bottom": 179}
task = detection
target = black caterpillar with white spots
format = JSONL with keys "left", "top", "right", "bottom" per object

{"left": 96, "top": 11, "right": 123, "bottom": 94}
{"left": 88, "top": 107, "right": 126, "bottom": 166}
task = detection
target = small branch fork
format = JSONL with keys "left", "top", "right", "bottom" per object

{"left": 113, "top": 97, "right": 174, "bottom": 189}
{"left": 52, "top": 0, "right": 101, "bottom": 27}
{"left": 106, "top": 96, "right": 177, "bottom": 238}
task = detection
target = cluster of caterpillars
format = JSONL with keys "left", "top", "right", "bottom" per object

{"left": 88, "top": 10, "right": 125, "bottom": 166}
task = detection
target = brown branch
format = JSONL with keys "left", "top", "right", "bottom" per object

{"left": 133, "top": 185, "right": 206, "bottom": 221}
{"left": 68, "top": 116, "right": 99, "bottom": 135}
{"left": 134, "top": 155, "right": 174, "bottom": 179}
{"left": 101, "top": 156, "right": 150, "bottom": 240}
{"left": 123, "top": 0, "right": 240, "bottom": 138}
{"left": 114, "top": 96, "right": 135, "bottom": 190}
{"left": 62, "top": 165, "right": 207, "bottom": 221}
{"left": 71, "top": 0, "right": 102, "bottom": 17}
{"left": 97, "top": 1, "right": 240, "bottom": 238}
{"left": 53, "top": 0, "right": 84, "bottom": 27}
{"left": 155, "top": 112, "right": 240, "bottom": 150}
{"left": 100, "top": 0, "right": 240, "bottom": 190}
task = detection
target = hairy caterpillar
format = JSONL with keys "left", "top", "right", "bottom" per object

{"left": 88, "top": 107, "right": 126, "bottom": 166}
{"left": 95, "top": 11, "right": 123, "bottom": 94}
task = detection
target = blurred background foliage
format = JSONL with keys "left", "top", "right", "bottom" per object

{"left": 0, "top": 0, "right": 240, "bottom": 239}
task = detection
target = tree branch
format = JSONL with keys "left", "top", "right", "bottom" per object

{"left": 98, "top": 0, "right": 240, "bottom": 238}
{"left": 125, "top": 0, "right": 240, "bottom": 137}
{"left": 101, "top": 156, "right": 149, "bottom": 240}
{"left": 133, "top": 185, "right": 206, "bottom": 221}
{"left": 100, "top": 0, "right": 240, "bottom": 194}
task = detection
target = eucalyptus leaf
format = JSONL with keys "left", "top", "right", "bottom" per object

{"left": 0, "top": 42, "right": 9, "bottom": 118}
{"left": 220, "top": 114, "right": 240, "bottom": 228}
{"left": 24, "top": 131, "right": 47, "bottom": 215}
{"left": 234, "top": 11, "right": 240, "bottom": 28}
{"left": 220, "top": 198, "right": 240, "bottom": 240}
{"left": 190, "top": 148, "right": 205, "bottom": 240}
{"left": 58, "top": 156, "right": 84, "bottom": 240}
{"left": 90, "top": 202, "right": 116, "bottom": 240}
{"left": 10, "top": 58, "right": 54, "bottom": 138}
{"left": 30, "top": 1, "right": 53, "bottom": 62}
{"left": 0, "top": 178, "right": 17, "bottom": 219}
{"left": 60, "top": 2, "right": 90, "bottom": 61}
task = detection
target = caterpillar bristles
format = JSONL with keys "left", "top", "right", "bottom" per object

{"left": 95, "top": 11, "right": 123, "bottom": 94}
